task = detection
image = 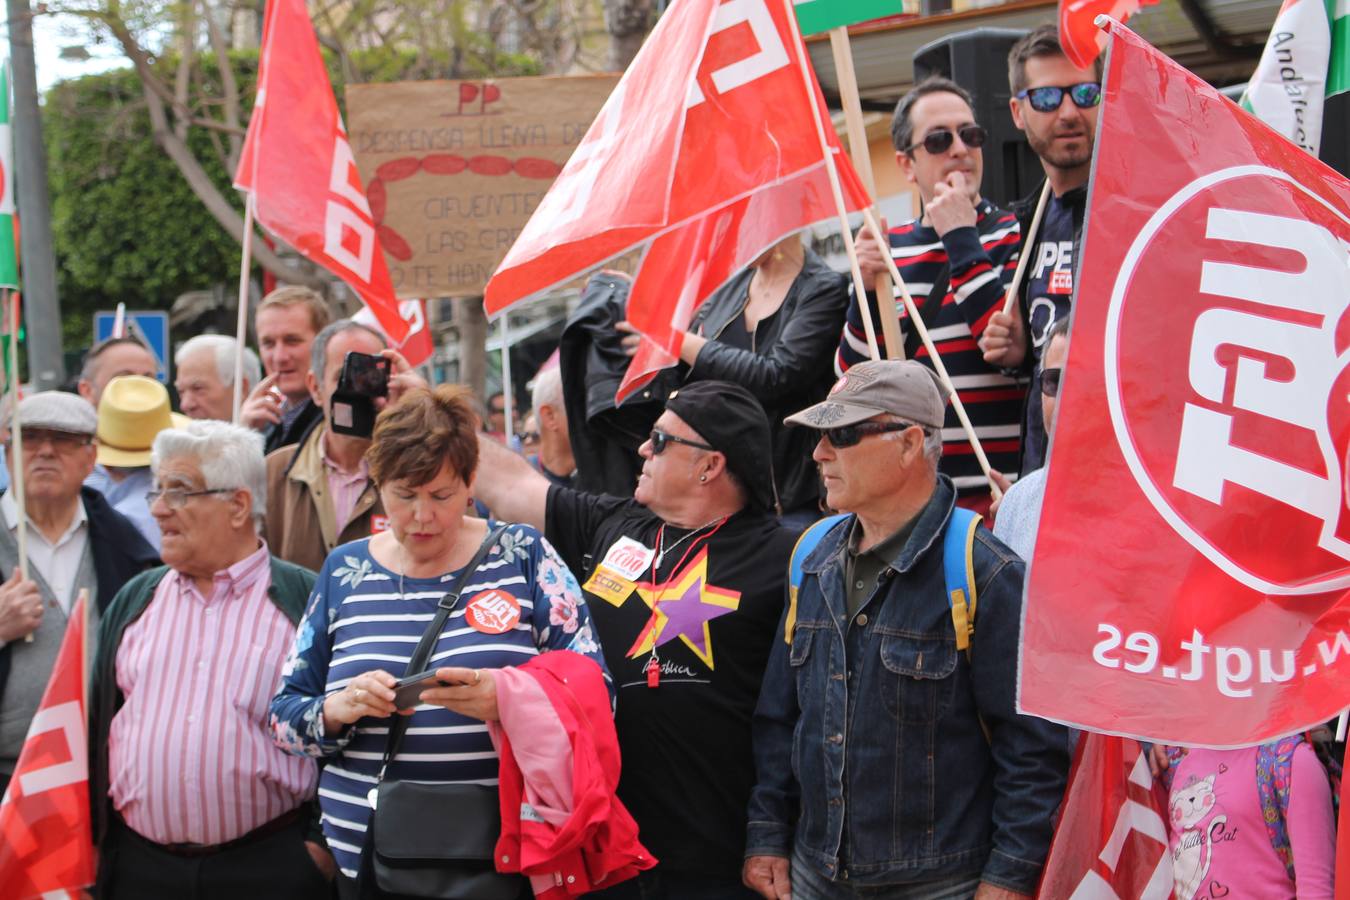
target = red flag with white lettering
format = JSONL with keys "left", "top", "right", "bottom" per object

{"left": 0, "top": 595, "right": 93, "bottom": 900}
{"left": 483, "top": 0, "right": 869, "bottom": 402}
{"left": 1017, "top": 20, "right": 1350, "bottom": 747}
{"left": 234, "top": 0, "right": 408, "bottom": 343}
{"left": 1038, "top": 734, "right": 1173, "bottom": 898}
{"left": 352, "top": 298, "right": 434, "bottom": 369}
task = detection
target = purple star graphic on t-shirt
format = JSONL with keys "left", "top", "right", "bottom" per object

{"left": 653, "top": 570, "right": 736, "bottom": 657}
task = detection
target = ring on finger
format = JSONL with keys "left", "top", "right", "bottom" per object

{"left": 354, "top": 687, "right": 365, "bottom": 701}
{"left": 472, "top": 669, "right": 481, "bottom": 685}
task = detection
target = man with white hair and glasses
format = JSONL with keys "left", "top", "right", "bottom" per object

{"left": 89, "top": 420, "right": 330, "bottom": 898}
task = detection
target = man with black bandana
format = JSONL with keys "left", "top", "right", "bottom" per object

{"left": 475, "top": 380, "right": 796, "bottom": 900}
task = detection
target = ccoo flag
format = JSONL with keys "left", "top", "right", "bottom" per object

{"left": 1239, "top": 0, "right": 1350, "bottom": 156}
{"left": 0, "top": 61, "right": 18, "bottom": 290}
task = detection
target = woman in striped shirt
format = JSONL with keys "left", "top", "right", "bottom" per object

{"left": 269, "top": 385, "right": 608, "bottom": 894}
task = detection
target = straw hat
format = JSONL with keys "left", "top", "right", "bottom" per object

{"left": 96, "top": 375, "right": 189, "bottom": 468}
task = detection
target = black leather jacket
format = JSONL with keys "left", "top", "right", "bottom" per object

{"left": 686, "top": 250, "right": 847, "bottom": 515}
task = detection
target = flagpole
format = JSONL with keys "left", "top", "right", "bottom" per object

{"left": 7, "top": 290, "right": 30, "bottom": 641}
{"left": 828, "top": 26, "right": 905, "bottom": 361}
{"left": 782, "top": 2, "right": 880, "bottom": 361}
{"left": 860, "top": 206, "right": 1002, "bottom": 500}
{"left": 1000, "top": 180, "right": 1050, "bottom": 316}
{"left": 501, "top": 315, "right": 515, "bottom": 444}
{"left": 232, "top": 193, "right": 256, "bottom": 425}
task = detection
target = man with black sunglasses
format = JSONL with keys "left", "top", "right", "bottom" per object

{"left": 841, "top": 76, "right": 1027, "bottom": 515}
{"left": 745, "top": 360, "right": 1069, "bottom": 900}
{"left": 981, "top": 24, "right": 1101, "bottom": 477}
{"left": 474, "top": 380, "right": 796, "bottom": 900}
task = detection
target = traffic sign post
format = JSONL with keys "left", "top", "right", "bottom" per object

{"left": 92, "top": 310, "right": 170, "bottom": 383}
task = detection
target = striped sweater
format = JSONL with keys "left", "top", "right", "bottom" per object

{"left": 268, "top": 526, "right": 608, "bottom": 878}
{"left": 836, "top": 200, "right": 1026, "bottom": 495}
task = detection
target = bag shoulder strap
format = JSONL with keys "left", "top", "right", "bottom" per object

{"left": 903, "top": 262, "right": 951, "bottom": 361}
{"left": 944, "top": 506, "right": 981, "bottom": 659}
{"left": 1257, "top": 736, "right": 1302, "bottom": 883}
{"left": 784, "top": 514, "right": 849, "bottom": 644}
{"left": 377, "top": 523, "right": 510, "bottom": 776}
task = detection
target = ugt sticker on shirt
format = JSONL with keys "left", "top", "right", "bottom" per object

{"left": 465, "top": 590, "right": 521, "bottom": 634}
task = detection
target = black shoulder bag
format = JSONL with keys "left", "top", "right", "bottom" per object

{"left": 364, "top": 523, "right": 524, "bottom": 899}
{"left": 902, "top": 262, "right": 951, "bottom": 361}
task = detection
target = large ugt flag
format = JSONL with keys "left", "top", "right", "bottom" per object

{"left": 234, "top": 0, "right": 409, "bottom": 344}
{"left": 484, "top": 0, "right": 869, "bottom": 402}
{"left": 1017, "top": 17, "right": 1350, "bottom": 748}
{"left": 0, "top": 596, "right": 94, "bottom": 899}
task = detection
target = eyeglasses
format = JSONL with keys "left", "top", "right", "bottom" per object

{"left": 1041, "top": 368, "right": 1063, "bottom": 398}
{"left": 518, "top": 431, "right": 541, "bottom": 444}
{"left": 16, "top": 429, "right": 93, "bottom": 453}
{"left": 147, "top": 488, "right": 234, "bottom": 510}
{"left": 904, "top": 124, "right": 987, "bottom": 156}
{"left": 1015, "top": 82, "right": 1102, "bottom": 113}
{"left": 820, "top": 421, "right": 925, "bottom": 449}
{"left": 648, "top": 428, "right": 714, "bottom": 456}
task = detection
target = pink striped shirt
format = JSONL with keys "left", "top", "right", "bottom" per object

{"left": 322, "top": 430, "right": 371, "bottom": 532}
{"left": 109, "top": 543, "right": 317, "bottom": 845}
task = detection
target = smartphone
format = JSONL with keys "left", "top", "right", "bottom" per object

{"left": 392, "top": 669, "right": 458, "bottom": 709}
{"left": 329, "top": 352, "right": 391, "bottom": 438}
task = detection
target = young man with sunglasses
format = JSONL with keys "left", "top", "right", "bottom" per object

{"left": 745, "top": 360, "right": 1069, "bottom": 900}
{"left": 474, "top": 380, "right": 796, "bottom": 900}
{"left": 843, "top": 76, "right": 1026, "bottom": 514}
{"left": 982, "top": 24, "right": 1101, "bottom": 476}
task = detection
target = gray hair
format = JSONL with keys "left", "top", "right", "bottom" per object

{"left": 175, "top": 334, "right": 261, "bottom": 388}
{"left": 881, "top": 417, "right": 944, "bottom": 466}
{"left": 530, "top": 367, "right": 563, "bottom": 416}
{"left": 310, "top": 319, "right": 387, "bottom": 378}
{"left": 151, "top": 420, "right": 268, "bottom": 528}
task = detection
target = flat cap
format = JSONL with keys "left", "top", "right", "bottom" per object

{"left": 784, "top": 360, "right": 949, "bottom": 430}
{"left": 13, "top": 391, "right": 98, "bottom": 435}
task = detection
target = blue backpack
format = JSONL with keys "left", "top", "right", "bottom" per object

{"left": 783, "top": 507, "right": 983, "bottom": 657}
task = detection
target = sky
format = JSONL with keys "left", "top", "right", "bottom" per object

{"left": 13, "top": 9, "right": 128, "bottom": 94}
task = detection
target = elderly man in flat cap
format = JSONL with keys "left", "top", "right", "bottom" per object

{"left": 476, "top": 380, "right": 796, "bottom": 900}
{"left": 743, "top": 360, "right": 1069, "bottom": 900}
{"left": 0, "top": 392, "right": 159, "bottom": 798}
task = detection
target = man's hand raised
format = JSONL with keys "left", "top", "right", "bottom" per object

{"left": 239, "top": 373, "right": 285, "bottom": 431}
{"left": 926, "top": 171, "right": 978, "bottom": 237}
{"left": 853, "top": 218, "right": 891, "bottom": 293}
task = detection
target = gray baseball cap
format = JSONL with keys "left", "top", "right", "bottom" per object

{"left": 784, "top": 360, "right": 950, "bottom": 430}
{"left": 11, "top": 391, "right": 98, "bottom": 435}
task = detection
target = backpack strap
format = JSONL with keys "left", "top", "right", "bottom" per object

{"left": 784, "top": 514, "right": 849, "bottom": 644}
{"left": 1257, "top": 735, "right": 1303, "bottom": 883}
{"left": 944, "top": 506, "right": 982, "bottom": 659}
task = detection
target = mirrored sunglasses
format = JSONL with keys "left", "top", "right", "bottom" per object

{"left": 1015, "top": 82, "right": 1102, "bottom": 113}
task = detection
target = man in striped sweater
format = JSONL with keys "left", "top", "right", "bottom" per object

{"left": 838, "top": 77, "right": 1026, "bottom": 511}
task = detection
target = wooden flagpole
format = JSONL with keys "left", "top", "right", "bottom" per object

{"left": 860, "top": 206, "right": 1001, "bottom": 499}
{"left": 6, "top": 289, "right": 31, "bottom": 640}
{"left": 1000, "top": 180, "right": 1050, "bottom": 315}
{"left": 827, "top": 27, "right": 906, "bottom": 361}
{"left": 783, "top": 3, "right": 880, "bottom": 361}
{"left": 232, "top": 193, "right": 256, "bottom": 425}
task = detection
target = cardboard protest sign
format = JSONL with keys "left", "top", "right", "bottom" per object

{"left": 1018, "top": 20, "right": 1350, "bottom": 747}
{"left": 347, "top": 75, "right": 619, "bottom": 298}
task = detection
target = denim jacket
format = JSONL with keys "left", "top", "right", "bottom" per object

{"left": 746, "top": 477, "right": 1069, "bottom": 894}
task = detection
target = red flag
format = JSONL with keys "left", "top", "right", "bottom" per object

{"left": 352, "top": 298, "right": 435, "bottom": 369}
{"left": 0, "top": 596, "right": 94, "bottom": 899}
{"left": 1039, "top": 734, "right": 1173, "bottom": 898}
{"left": 1059, "top": 0, "right": 1159, "bottom": 69}
{"left": 234, "top": 0, "right": 408, "bottom": 343}
{"left": 1018, "top": 19, "right": 1350, "bottom": 746}
{"left": 484, "top": 0, "right": 869, "bottom": 402}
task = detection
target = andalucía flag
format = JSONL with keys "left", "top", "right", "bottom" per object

{"left": 0, "top": 62, "right": 16, "bottom": 290}
{"left": 1240, "top": 0, "right": 1349, "bottom": 156}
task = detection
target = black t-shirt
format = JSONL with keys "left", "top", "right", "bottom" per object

{"left": 545, "top": 485, "right": 796, "bottom": 878}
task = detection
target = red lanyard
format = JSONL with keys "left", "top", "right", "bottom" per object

{"left": 639, "top": 517, "right": 728, "bottom": 687}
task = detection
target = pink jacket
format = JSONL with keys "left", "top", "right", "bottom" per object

{"left": 489, "top": 651, "right": 656, "bottom": 897}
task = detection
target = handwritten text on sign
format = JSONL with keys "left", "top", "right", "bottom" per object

{"left": 347, "top": 75, "right": 620, "bottom": 298}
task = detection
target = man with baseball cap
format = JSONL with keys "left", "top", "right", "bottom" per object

{"left": 476, "top": 380, "right": 796, "bottom": 899}
{"left": 85, "top": 375, "right": 189, "bottom": 552}
{"left": 0, "top": 392, "right": 159, "bottom": 797}
{"left": 744, "top": 360, "right": 1068, "bottom": 900}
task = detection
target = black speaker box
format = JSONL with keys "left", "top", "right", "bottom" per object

{"left": 913, "top": 28, "right": 1045, "bottom": 210}
{"left": 1320, "top": 93, "right": 1349, "bottom": 180}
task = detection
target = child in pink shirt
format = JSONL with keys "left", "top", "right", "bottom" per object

{"left": 1165, "top": 741, "right": 1335, "bottom": 900}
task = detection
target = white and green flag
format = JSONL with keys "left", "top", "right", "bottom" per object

{"left": 1240, "top": 0, "right": 1349, "bottom": 156}
{"left": 0, "top": 62, "right": 17, "bottom": 290}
